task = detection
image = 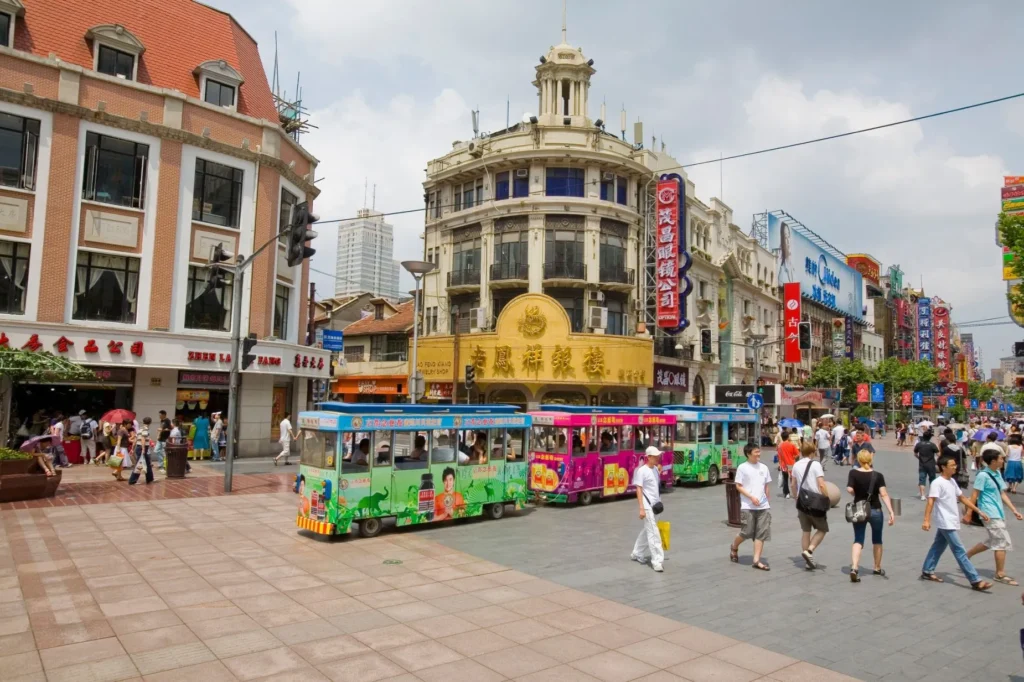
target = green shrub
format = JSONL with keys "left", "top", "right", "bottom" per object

{"left": 0, "top": 448, "right": 31, "bottom": 461}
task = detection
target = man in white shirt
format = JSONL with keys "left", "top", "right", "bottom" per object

{"left": 831, "top": 422, "right": 846, "bottom": 465}
{"left": 814, "top": 425, "right": 832, "bottom": 467}
{"left": 78, "top": 410, "right": 98, "bottom": 465}
{"left": 791, "top": 442, "right": 829, "bottom": 569}
{"left": 921, "top": 454, "right": 992, "bottom": 591}
{"left": 274, "top": 412, "right": 296, "bottom": 466}
{"left": 730, "top": 444, "right": 772, "bottom": 571}
{"left": 630, "top": 446, "right": 665, "bottom": 572}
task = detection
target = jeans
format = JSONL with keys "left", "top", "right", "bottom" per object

{"left": 53, "top": 444, "right": 69, "bottom": 467}
{"left": 853, "top": 508, "right": 884, "bottom": 546}
{"left": 923, "top": 528, "right": 981, "bottom": 584}
{"left": 780, "top": 470, "right": 790, "bottom": 497}
{"left": 211, "top": 440, "right": 220, "bottom": 461}
{"left": 152, "top": 440, "right": 166, "bottom": 469}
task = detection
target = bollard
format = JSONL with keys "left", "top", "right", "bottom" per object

{"left": 891, "top": 498, "right": 902, "bottom": 516}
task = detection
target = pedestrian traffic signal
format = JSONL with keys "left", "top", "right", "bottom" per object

{"left": 465, "top": 364, "right": 476, "bottom": 391}
{"left": 798, "top": 321, "right": 811, "bottom": 350}
{"left": 241, "top": 333, "right": 258, "bottom": 370}
{"left": 700, "top": 328, "right": 712, "bottom": 355}
{"left": 286, "top": 201, "right": 319, "bottom": 267}
{"left": 206, "top": 243, "right": 232, "bottom": 291}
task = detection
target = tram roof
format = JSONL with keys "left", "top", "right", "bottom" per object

{"left": 317, "top": 402, "right": 522, "bottom": 415}
{"left": 536, "top": 406, "right": 669, "bottom": 414}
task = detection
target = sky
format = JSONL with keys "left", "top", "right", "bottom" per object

{"left": 209, "top": 0, "right": 1024, "bottom": 374}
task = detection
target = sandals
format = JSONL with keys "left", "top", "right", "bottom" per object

{"left": 850, "top": 570, "right": 860, "bottom": 583}
{"left": 994, "top": 575, "right": 1019, "bottom": 586}
{"left": 971, "top": 580, "right": 993, "bottom": 592}
{"left": 730, "top": 547, "right": 738, "bottom": 563}
{"left": 920, "top": 572, "right": 944, "bottom": 583}
{"left": 752, "top": 561, "right": 770, "bottom": 571}
{"left": 873, "top": 569, "right": 886, "bottom": 577}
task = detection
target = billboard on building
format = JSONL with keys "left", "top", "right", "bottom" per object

{"left": 846, "top": 254, "right": 881, "bottom": 286}
{"left": 655, "top": 174, "right": 690, "bottom": 331}
{"left": 888, "top": 266, "right": 903, "bottom": 299}
{"left": 917, "top": 298, "right": 933, "bottom": 362}
{"left": 934, "top": 305, "right": 951, "bottom": 379}
{"left": 767, "top": 213, "right": 864, "bottom": 320}
{"left": 783, "top": 283, "right": 801, "bottom": 363}
{"left": 844, "top": 317, "right": 855, "bottom": 360}
{"left": 831, "top": 318, "right": 844, "bottom": 359}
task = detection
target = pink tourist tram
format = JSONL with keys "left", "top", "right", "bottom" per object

{"left": 528, "top": 406, "right": 675, "bottom": 505}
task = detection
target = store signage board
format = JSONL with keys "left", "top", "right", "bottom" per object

{"left": 321, "top": 329, "right": 344, "bottom": 352}
{"left": 655, "top": 174, "right": 690, "bottom": 331}
{"left": 783, "top": 283, "right": 801, "bottom": 363}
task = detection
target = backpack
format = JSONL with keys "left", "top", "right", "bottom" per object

{"left": 80, "top": 419, "right": 93, "bottom": 440}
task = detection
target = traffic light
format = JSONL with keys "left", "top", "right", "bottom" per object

{"left": 206, "top": 242, "right": 232, "bottom": 291}
{"left": 286, "top": 201, "right": 319, "bottom": 267}
{"left": 798, "top": 321, "right": 811, "bottom": 350}
{"left": 465, "top": 364, "right": 476, "bottom": 391}
{"left": 700, "top": 328, "right": 712, "bottom": 355}
{"left": 241, "top": 333, "right": 258, "bottom": 370}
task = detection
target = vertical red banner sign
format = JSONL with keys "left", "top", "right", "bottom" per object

{"left": 856, "top": 383, "right": 869, "bottom": 402}
{"left": 655, "top": 179, "right": 680, "bottom": 328}
{"left": 962, "top": 398, "right": 970, "bottom": 409}
{"left": 933, "top": 306, "right": 951, "bottom": 380}
{"left": 783, "top": 283, "right": 801, "bottom": 363}
{"left": 901, "top": 390, "right": 911, "bottom": 406}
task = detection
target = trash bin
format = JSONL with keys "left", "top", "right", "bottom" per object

{"left": 725, "top": 478, "right": 743, "bottom": 528}
{"left": 165, "top": 443, "right": 189, "bottom": 479}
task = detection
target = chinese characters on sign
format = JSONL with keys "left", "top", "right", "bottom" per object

{"left": 917, "top": 298, "right": 932, "bottom": 362}
{"left": 655, "top": 174, "right": 690, "bottom": 330}
{"left": 933, "top": 306, "right": 951, "bottom": 379}
{"left": 783, "top": 283, "right": 801, "bottom": 363}
{"left": 551, "top": 345, "right": 574, "bottom": 378}
{"left": 831, "top": 318, "right": 844, "bottom": 359}
{"left": 844, "top": 317, "right": 854, "bottom": 360}
{"left": 653, "top": 363, "right": 689, "bottom": 392}
{"left": 293, "top": 354, "right": 325, "bottom": 370}
{"left": 902, "top": 391, "right": 912, "bottom": 407}
{"left": 856, "top": 383, "right": 869, "bottom": 403}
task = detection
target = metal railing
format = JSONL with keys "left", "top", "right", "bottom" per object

{"left": 490, "top": 263, "right": 528, "bottom": 281}
{"left": 447, "top": 268, "right": 481, "bottom": 287}
{"left": 543, "top": 261, "right": 586, "bottom": 280}
{"left": 599, "top": 266, "right": 635, "bottom": 284}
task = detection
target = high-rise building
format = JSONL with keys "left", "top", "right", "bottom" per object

{"left": 334, "top": 209, "right": 400, "bottom": 300}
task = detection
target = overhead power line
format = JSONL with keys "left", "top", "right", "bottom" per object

{"left": 310, "top": 89, "right": 1024, "bottom": 227}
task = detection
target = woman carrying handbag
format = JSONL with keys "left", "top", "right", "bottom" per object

{"left": 846, "top": 448, "right": 896, "bottom": 582}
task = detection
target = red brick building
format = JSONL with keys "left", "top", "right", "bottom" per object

{"left": 0, "top": 0, "right": 327, "bottom": 454}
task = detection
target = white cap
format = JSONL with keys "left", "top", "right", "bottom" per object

{"left": 78, "top": 410, "right": 86, "bottom": 416}
{"left": 645, "top": 445, "right": 662, "bottom": 459}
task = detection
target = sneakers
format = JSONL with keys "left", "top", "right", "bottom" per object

{"left": 920, "top": 495, "right": 926, "bottom": 501}
{"left": 652, "top": 564, "right": 664, "bottom": 572}
{"left": 630, "top": 553, "right": 643, "bottom": 563}
{"left": 802, "top": 550, "right": 817, "bottom": 569}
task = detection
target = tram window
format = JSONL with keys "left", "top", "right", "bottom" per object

{"left": 659, "top": 425, "right": 673, "bottom": 447}
{"left": 396, "top": 431, "right": 429, "bottom": 470}
{"left": 298, "top": 429, "right": 335, "bottom": 469}
{"left": 714, "top": 423, "right": 725, "bottom": 445}
{"left": 697, "top": 423, "right": 713, "bottom": 442}
{"left": 572, "top": 428, "right": 587, "bottom": 456}
{"left": 505, "top": 428, "right": 526, "bottom": 461}
{"left": 531, "top": 426, "right": 565, "bottom": 455}
{"left": 373, "top": 431, "right": 393, "bottom": 467}
{"left": 341, "top": 432, "right": 370, "bottom": 473}
{"left": 430, "top": 428, "right": 458, "bottom": 464}
{"left": 728, "top": 423, "right": 740, "bottom": 444}
{"left": 599, "top": 428, "right": 619, "bottom": 454}
{"left": 676, "top": 422, "right": 696, "bottom": 443}
{"left": 620, "top": 425, "right": 634, "bottom": 451}
{"left": 743, "top": 423, "right": 755, "bottom": 442}
{"left": 460, "top": 430, "right": 489, "bottom": 465}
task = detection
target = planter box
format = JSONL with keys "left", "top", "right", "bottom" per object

{"left": 0, "top": 459, "right": 35, "bottom": 476}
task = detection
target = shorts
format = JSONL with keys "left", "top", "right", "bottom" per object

{"left": 818, "top": 448, "right": 830, "bottom": 460}
{"left": 739, "top": 509, "right": 772, "bottom": 541}
{"left": 798, "top": 510, "right": 829, "bottom": 533}
{"left": 918, "top": 470, "right": 936, "bottom": 487}
{"left": 984, "top": 518, "right": 1013, "bottom": 551}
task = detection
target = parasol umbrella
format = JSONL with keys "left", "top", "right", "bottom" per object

{"left": 819, "top": 413, "right": 836, "bottom": 420}
{"left": 972, "top": 428, "right": 1005, "bottom": 442}
{"left": 917, "top": 420, "right": 934, "bottom": 428}
{"left": 862, "top": 419, "right": 878, "bottom": 428}
{"left": 19, "top": 434, "right": 54, "bottom": 452}
{"left": 100, "top": 409, "right": 135, "bottom": 425}
{"left": 779, "top": 418, "right": 803, "bottom": 429}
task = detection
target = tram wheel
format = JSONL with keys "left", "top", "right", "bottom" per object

{"left": 578, "top": 490, "right": 594, "bottom": 506}
{"left": 707, "top": 465, "right": 720, "bottom": 486}
{"left": 486, "top": 503, "right": 506, "bottom": 520}
{"left": 359, "top": 517, "right": 383, "bottom": 538}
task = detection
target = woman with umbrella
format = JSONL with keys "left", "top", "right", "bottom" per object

{"left": 20, "top": 434, "right": 56, "bottom": 477}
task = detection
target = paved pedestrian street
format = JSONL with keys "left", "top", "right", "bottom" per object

{"left": 1, "top": 437, "right": 1020, "bottom": 681}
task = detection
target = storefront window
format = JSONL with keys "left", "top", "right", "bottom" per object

{"left": 73, "top": 251, "right": 139, "bottom": 323}
{"left": 274, "top": 283, "right": 290, "bottom": 338}
{"left": 185, "top": 265, "right": 232, "bottom": 331}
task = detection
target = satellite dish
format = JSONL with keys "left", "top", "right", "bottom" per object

{"left": 522, "top": 112, "right": 533, "bottom": 123}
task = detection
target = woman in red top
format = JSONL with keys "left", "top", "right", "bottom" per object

{"left": 777, "top": 431, "right": 800, "bottom": 499}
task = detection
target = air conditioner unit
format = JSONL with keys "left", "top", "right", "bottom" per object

{"left": 469, "top": 306, "right": 487, "bottom": 331}
{"left": 602, "top": 171, "right": 615, "bottom": 181}
{"left": 589, "top": 306, "right": 608, "bottom": 329}
{"left": 588, "top": 290, "right": 605, "bottom": 303}
{"left": 632, "top": 299, "right": 645, "bottom": 312}
{"left": 467, "top": 140, "right": 484, "bottom": 157}
{"left": 515, "top": 168, "right": 529, "bottom": 178}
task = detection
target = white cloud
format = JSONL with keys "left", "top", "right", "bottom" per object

{"left": 303, "top": 88, "right": 470, "bottom": 297}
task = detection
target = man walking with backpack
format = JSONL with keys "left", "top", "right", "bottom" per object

{"left": 792, "top": 441, "right": 830, "bottom": 569}
{"left": 79, "top": 410, "right": 98, "bottom": 465}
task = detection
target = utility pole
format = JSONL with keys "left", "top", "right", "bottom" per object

{"left": 452, "top": 305, "right": 460, "bottom": 405}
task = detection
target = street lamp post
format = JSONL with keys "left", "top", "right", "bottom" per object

{"left": 401, "top": 260, "right": 436, "bottom": 404}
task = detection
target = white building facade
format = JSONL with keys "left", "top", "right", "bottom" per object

{"left": 334, "top": 208, "right": 401, "bottom": 300}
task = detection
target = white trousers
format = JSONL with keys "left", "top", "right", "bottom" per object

{"left": 82, "top": 438, "right": 96, "bottom": 462}
{"left": 277, "top": 440, "right": 290, "bottom": 460}
{"left": 632, "top": 502, "right": 664, "bottom": 567}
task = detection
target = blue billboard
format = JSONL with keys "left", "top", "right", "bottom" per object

{"left": 767, "top": 213, "right": 864, "bottom": 320}
{"left": 917, "top": 298, "right": 932, "bottom": 362}
{"left": 870, "top": 383, "right": 884, "bottom": 403}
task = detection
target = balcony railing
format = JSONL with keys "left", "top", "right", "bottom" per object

{"left": 543, "top": 261, "right": 586, "bottom": 280}
{"left": 447, "top": 268, "right": 481, "bottom": 287}
{"left": 599, "top": 266, "right": 635, "bottom": 285}
{"left": 369, "top": 350, "right": 408, "bottom": 362}
{"left": 490, "top": 263, "right": 528, "bottom": 281}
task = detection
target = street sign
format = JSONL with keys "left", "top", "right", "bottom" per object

{"left": 912, "top": 391, "right": 924, "bottom": 407}
{"left": 746, "top": 393, "right": 764, "bottom": 410}
{"left": 321, "top": 329, "right": 344, "bottom": 352}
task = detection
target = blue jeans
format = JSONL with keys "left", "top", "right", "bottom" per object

{"left": 211, "top": 441, "right": 220, "bottom": 461}
{"left": 152, "top": 440, "right": 166, "bottom": 469}
{"left": 853, "top": 508, "right": 884, "bottom": 546}
{"left": 922, "top": 528, "right": 981, "bottom": 584}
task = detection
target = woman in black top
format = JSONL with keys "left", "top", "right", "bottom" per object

{"left": 846, "top": 449, "right": 896, "bottom": 582}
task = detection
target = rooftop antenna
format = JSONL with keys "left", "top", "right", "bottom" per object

{"left": 372, "top": 184, "right": 377, "bottom": 211}
{"left": 561, "top": 0, "right": 567, "bottom": 43}
{"left": 506, "top": 95, "right": 510, "bottom": 130}
{"left": 363, "top": 178, "right": 368, "bottom": 208}
{"left": 620, "top": 104, "right": 626, "bottom": 141}
{"left": 471, "top": 108, "right": 480, "bottom": 137}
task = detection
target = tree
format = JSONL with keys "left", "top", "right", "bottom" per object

{"left": 0, "top": 347, "right": 95, "bottom": 446}
{"left": 807, "top": 358, "right": 870, "bottom": 406}
{"left": 999, "top": 211, "right": 1024, "bottom": 311}
{"left": 967, "top": 380, "right": 995, "bottom": 403}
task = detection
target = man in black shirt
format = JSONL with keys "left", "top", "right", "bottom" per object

{"left": 915, "top": 430, "right": 939, "bottom": 501}
{"left": 155, "top": 410, "right": 172, "bottom": 472}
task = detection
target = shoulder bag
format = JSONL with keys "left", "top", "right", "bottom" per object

{"left": 796, "top": 460, "right": 830, "bottom": 517}
{"left": 845, "top": 471, "right": 877, "bottom": 523}
{"left": 640, "top": 469, "right": 664, "bottom": 515}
